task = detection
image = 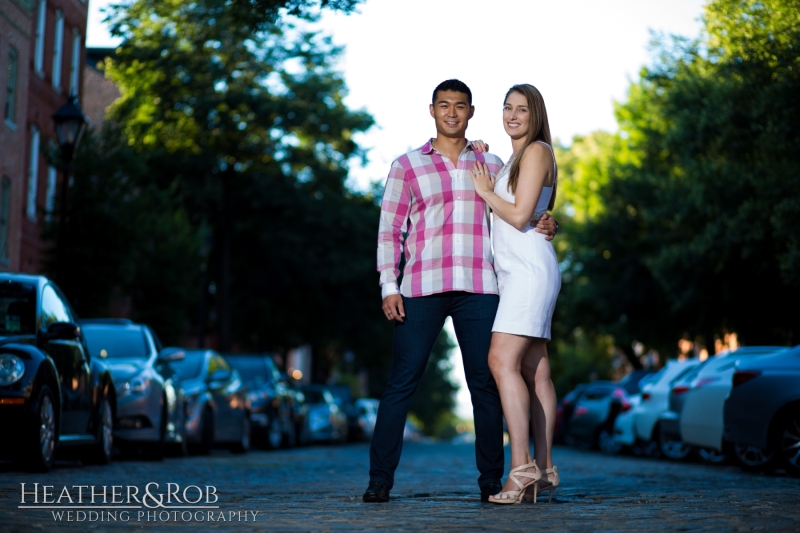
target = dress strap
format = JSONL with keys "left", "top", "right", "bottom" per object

{"left": 534, "top": 141, "right": 557, "bottom": 187}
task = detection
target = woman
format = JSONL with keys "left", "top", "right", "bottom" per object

{"left": 470, "top": 84, "right": 561, "bottom": 505}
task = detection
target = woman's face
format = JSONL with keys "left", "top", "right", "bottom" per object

{"left": 503, "top": 91, "right": 530, "bottom": 140}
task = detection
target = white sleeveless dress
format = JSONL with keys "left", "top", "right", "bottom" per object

{"left": 491, "top": 142, "right": 561, "bottom": 340}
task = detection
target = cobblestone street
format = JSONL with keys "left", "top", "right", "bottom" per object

{"left": 1, "top": 442, "right": 799, "bottom": 532}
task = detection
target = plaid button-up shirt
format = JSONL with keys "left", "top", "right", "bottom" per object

{"left": 377, "top": 140, "right": 504, "bottom": 298}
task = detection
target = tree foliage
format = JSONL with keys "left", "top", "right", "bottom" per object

{"left": 555, "top": 0, "right": 800, "bottom": 367}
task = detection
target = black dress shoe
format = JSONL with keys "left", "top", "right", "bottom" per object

{"left": 480, "top": 482, "right": 502, "bottom": 502}
{"left": 363, "top": 481, "right": 390, "bottom": 503}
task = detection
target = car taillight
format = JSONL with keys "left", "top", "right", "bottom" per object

{"left": 732, "top": 371, "right": 761, "bottom": 387}
{"left": 691, "top": 377, "right": 719, "bottom": 389}
{"left": 574, "top": 407, "right": 589, "bottom": 416}
{"left": 642, "top": 393, "right": 652, "bottom": 401}
{"left": 671, "top": 386, "right": 689, "bottom": 395}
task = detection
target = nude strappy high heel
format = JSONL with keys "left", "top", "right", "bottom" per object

{"left": 488, "top": 461, "right": 542, "bottom": 505}
{"left": 525, "top": 466, "right": 559, "bottom": 503}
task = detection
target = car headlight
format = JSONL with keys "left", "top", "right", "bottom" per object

{"left": 119, "top": 374, "right": 151, "bottom": 397}
{"left": 0, "top": 354, "right": 25, "bottom": 386}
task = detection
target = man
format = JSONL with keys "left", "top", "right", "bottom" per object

{"left": 364, "top": 79, "right": 558, "bottom": 503}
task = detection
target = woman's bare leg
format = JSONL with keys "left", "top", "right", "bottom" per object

{"left": 521, "top": 340, "right": 556, "bottom": 476}
{"left": 487, "top": 332, "right": 536, "bottom": 493}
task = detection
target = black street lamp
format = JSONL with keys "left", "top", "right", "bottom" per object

{"left": 52, "top": 95, "right": 89, "bottom": 281}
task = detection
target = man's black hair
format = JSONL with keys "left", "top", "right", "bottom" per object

{"left": 432, "top": 79, "right": 472, "bottom": 105}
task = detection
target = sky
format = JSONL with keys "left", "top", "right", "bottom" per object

{"left": 86, "top": 0, "right": 707, "bottom": 420}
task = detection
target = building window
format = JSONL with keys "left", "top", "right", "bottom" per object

{"left": 46, "top": 166, "right": 57, "bottom": 222}
{"left": 34, "top": 0, "right": 47, "bottom": 75}
{"left": 0, "top": 177, "right": 10, "bottom": 262}
{"left": 27, "top": 126, "right": 41, "bottom": 221}
{"left": 69, "top": 29, "right": 81, "bottom": 96}
{"left": 4, "top": 48, "right": 18, "bottom": 124}
{"left": 52, "top": 9, "right": 65, "bottom": 90}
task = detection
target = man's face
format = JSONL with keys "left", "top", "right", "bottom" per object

{"left": 429, "top": 90, "right": 474, "bottom": 139}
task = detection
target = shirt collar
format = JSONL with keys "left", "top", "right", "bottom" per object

{"left": 421, "top": 138, "right": 475, "bottom": 155}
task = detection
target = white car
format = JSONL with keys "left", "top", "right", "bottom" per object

{"left": 632, "top": 359, "right": 701, "bottom": 449}
{"left": 680, "top": 346, "right": 787, "bottom": 455}
{"left": 613, "top": 362, "right": 697, "bottom": 453}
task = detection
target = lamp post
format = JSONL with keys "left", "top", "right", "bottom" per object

{"left": 52, "top": 95, "right": 89, "bottom": 281}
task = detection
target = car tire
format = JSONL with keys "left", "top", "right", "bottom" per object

{"left": 776, "top": 411, "right": 800, "bottom": 477}
{"left": 231, "top": 415, "right": 251, "bottom": 454}
{"left": 282, "top": 415, "right": 297, "bottom": 448}
{"left": 734, "top": 443, "right": 776, "bottom": 472}
{"left": 193, "top": 407, "right": 214, "bottom": 455}
{"left": 22, "top": 384, "right": 58, "bottom": 472}
{"left": 265, "top": 414, "right": 283, "bottom": 450}
{"left": 144, "top": 403, "right": 167, "bottom": 461}
{"left": 657, "top": 426, "right": 692, "bottom": 461}
{"left": 83, "top": 397, "right": 114, "bottom": 465}
{"left": 597, "top": 427, "right": 622, "bottom": 455}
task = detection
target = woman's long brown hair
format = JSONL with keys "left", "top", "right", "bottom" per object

{"left": 505, "top": 84, "right": 557, "bottom": 211}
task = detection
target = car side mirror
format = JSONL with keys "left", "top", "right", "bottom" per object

{"left": 158, "top": 347, "right": 186, "bottom": 362}
{"left": 43, "top": 321, "right": 80, "bottom": 341}
{"left": 206, "top": 369, "right": 232, "bottom": 383}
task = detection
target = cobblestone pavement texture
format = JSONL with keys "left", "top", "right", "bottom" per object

{"left": 1, "top": 442, "right": 799, "bottom": 532}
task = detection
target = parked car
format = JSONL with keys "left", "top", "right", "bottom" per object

{"left": 226, "top": 354, "right": 295, "bottom": 449}
{"left": 169, "top": 350, "right": 251, "bottom": 454}
{"left": 327, "top": 385, "right": 360, "bottom": 441}
{"left": 563, "top": 381, "right": 624, "bottom": 450}
{"left": 81, "top": 320, "right": 187, "bottom": 459}
{"left": 555, "top": 384, "right": 587, "bottom": 444}
{"left": 0, "top": 274, "right": 116, "bottom": 471}
{"left": 621, "top": 359, "right": 701, "bottom": 456}
{"left": 300, "top": 385, "right": 348, "bottom": 444}
{"left": 657, "top": 359, "right": 712, "bottom": 460}
{"left": 724, "top": 345, "right": 800, "bottom": 475}
{"left": 355, "top": 398, "right": 379, "bottom": 441}
{"left": 680, "top": 346, "right": 787, "bottom": 463}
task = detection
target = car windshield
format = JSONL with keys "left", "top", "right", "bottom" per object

{"left": 170, "top": 353, "right": 206, "bottom": 380}
{"left": 83, "top": 327, "right": 149, "bottom": 359}
{"left": 226, "top": 357, "right": 270, "bottom": 387}
{"left": 0, "top": 281, "right": 36, "bottom": 336}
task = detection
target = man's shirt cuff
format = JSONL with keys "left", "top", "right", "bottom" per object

{"left": 381, "top": 282, "right": 399, "bottom": 299}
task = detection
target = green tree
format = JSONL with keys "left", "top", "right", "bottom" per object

{"left": 556, "top": 0, "right": 800, "bottom": 363}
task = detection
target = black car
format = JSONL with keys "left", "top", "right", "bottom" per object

{"left": 0, "top": 274, "right": 116, "bottom": 471}
{"left": 226, "top": 355, "right": 295, "bottom": 449}
{"left": 170, "top": 350, "right": 251, "bottom": 454}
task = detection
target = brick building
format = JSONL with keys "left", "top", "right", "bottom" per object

{"left": 0, "top": 0, "right": 88, "bottom": 273}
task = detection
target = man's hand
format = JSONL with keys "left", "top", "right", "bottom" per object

{"left": 382, "top": 294, "right": 405, "bottom": 323}
{"left": 532, "top": 213, "right": 558, "bottom": 241}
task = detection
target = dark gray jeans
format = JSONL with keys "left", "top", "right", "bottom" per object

{"left": 368, "top": 291, "right": 504, "bottom": 490}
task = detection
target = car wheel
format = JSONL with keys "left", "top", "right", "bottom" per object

{"left": 777, "top": 412, "right": 800, "bottom": 477}
{"left": 697, "top": 447, "right": 730, "bottom": 465}
{"left": 266, "top": 415, "right": 283, "bottom": 450}
{"left": 282, "top": 415, "right": 297, "bottom": 448}
{"left": 231, "top": 415, "right": 251, "bottom": 454}
{"left": 23, "top": 385, "right": 57, "bottom": 472}
{"left": 192, "top": 407, "right": 214, "bottom": 455}
{"left": 597, "top": 427, "right": 622, "bottom": 455}
{"left": 144, "top": 403, "right": 167, "bottom": 461}
{"left": 734, "top": 443, "right": 775, "bottom": 472}
{"left": 658, "top": 428, "right": 692, "bottom": 461}
{"left": 83, "top": 397, "right": 113, "bottom": 465}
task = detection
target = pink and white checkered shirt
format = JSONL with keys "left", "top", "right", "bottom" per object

{"left": 377, "top": 139, "right": 504, "bottom": 298}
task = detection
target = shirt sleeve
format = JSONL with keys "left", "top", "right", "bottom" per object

{"left": 377, "top": 159, "right": 411, "bottom": 289}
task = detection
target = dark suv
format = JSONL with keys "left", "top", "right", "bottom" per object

{"left": 0, "top": 274, "right": 116, "bottom": 471}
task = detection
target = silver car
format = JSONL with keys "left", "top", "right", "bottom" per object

{"left": 81, "top": 320, "right": 187, "bottom": 459}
